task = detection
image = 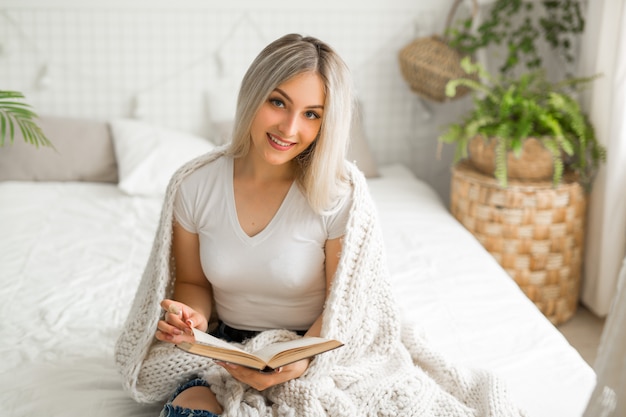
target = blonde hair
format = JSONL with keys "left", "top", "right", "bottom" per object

{"left": 227, "top": 33, "right": 354, "bottom": 214}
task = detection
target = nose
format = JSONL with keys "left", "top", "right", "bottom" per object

{"left": 277, "top": 112, "right": 298, "bottom": 138}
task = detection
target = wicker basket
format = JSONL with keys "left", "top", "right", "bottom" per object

{"left": 468, "top": 136, "right": 555, "bottom": 181}
{"left": 398, "top": 0, "right": 478, "bottom": 102}
{"left": 450, "top": 162, "right": 587, "bottom": 325}
{"left": 398, "top": 36, "right": 476, "bottom": 102}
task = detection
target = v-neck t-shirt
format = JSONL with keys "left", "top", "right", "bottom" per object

{"left": 173, "top": 155, "right": 352, "bottom": 331}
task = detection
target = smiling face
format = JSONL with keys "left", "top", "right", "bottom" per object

{"left": 248, "top": 71, "right": 326, "bottom": 169}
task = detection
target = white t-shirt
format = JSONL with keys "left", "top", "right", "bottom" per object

{"left": 173, "top": 155, "right": 352, "bottom": 331}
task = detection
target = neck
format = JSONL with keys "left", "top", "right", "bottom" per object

{"left": 234, "top": 154, "right": 297, "bottom": 183}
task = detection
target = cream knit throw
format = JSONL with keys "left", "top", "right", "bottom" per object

{"left": 115, "top": 148, "right": 526, "bottom": 417}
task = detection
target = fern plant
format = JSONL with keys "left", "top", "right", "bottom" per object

{"left": 0, "top": 90, "right": 51, "bottom": 148}
{"left": 438, "top": 57, "right": 606, "bottom": 188}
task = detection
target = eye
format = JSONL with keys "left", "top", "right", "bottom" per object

{"left": 269, "top": 98, "right": 285, "bottom": 108}
{"left": 304, "top": 110, "right": 321, "bottom": 120}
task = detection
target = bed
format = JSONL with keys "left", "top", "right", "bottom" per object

{"left": 0, "top": 115, "right": 596, "bottom": 417}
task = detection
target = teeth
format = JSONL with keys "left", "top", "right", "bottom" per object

{"left": 269, "top": 134, "right": 291, "bottom": 147}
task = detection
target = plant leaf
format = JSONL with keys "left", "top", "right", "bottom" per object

{"left": 0, "top": 90, "right": 52, "bottom": 148}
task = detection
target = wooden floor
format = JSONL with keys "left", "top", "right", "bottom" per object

{"left": 557, "top": 304, "right": 606, "bottom": 366}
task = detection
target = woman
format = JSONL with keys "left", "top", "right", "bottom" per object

{"left": 115, "top": 34, "right": 524, "bottom": 417}
{"left": 156, "top": 33, "right": 352, "bottom": 415}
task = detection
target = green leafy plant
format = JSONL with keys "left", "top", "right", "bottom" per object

{"left": 438, "top": 57, "right": 606, "bottom": 188}
{"left": 446, "top": 0, "right": 585, "bottom": 76}
{"left": 0, "top": 90, "right": 51, "bottom": 148}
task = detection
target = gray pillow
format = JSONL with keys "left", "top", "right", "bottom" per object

{"left": 0, "top": 115, "right": 118, "bottom": 183}
{"left": 348, "top": 102, "right": 379, "bottom": 178}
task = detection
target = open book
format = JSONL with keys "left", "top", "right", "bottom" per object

{"left": 177, "top": 328, "right": 343, "bottom": 372}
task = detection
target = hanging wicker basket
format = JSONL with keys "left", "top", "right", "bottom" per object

{"left": 398, "top": 0, "right": 478, "bottom": 102}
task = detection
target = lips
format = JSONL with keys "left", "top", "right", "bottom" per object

{"left": 267, "top": 133, "right": 295, "bottom": 150}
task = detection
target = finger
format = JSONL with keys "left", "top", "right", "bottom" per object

{"left": 159, "top": 319, "right": 196, "bottom": 342}
{"left": 157, "top": 319, "right": 183, "bottom": 336}
{"left": 156, "top": 329, "right": 192, "bottom": 344}
{"left": 156, "top": 323, "right": 196, "bottom": 344}
{"left": 161, "top": 300, "right": 182, "bottom": 317}
{"left": 179, "top": 307, "right": 190, "bottom": 326}
{"left": 155, "top": 329, "right": 174, "bottom": 342}
{"left": 170, "top": 316, "right": 194, "bottom": 337}
{"left": 168, "top": 303, "right": 182, "bottom": 315}
{"left": 163, "top": 313, "right": 188, "bottom": 333}
{"left": 160, "top": 300, "right": 197, "bottom": 334}
{"left": 161, "top": 304, "right": 186, "bottom": 328}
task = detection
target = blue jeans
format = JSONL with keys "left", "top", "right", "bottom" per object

{"left": 160, "top": 324, "right": 236, "bottom": 417}
{"left": 159, "top": 378, "right": 220, "bottom": 417}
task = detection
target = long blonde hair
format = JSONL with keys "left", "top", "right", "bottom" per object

{"left": 227, "top": 33, "right": 354, "bottom": 214}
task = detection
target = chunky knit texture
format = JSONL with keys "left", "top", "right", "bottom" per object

{"left": 115, "top": 148, "right": 527, "bottom": 416}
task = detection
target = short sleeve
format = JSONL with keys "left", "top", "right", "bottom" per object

{"left": 173, "top": 184, "right": 197, "bottom": 233}
{"left": 325, "top": 186, "right": 353, "bottom": 240}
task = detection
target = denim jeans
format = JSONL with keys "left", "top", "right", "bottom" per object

{"left": 159, "top": 378, "right": 220, "bottom": 417}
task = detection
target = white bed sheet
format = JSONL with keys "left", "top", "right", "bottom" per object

{"left": 370, "top": 165, "right": 596, "bottom": 417}
{"left": 0, "top": 164, "right": 595, "bottom": 417}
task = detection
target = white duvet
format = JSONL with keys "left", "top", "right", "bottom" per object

{"left": 0, "top": 164, "right": 595, "bottom": 417}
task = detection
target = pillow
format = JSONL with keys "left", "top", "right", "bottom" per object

{"left": 0, "top": 115, "right": 118, "bottom": 183}
{"left": 347, "top": 102, "right": 380, "bottom": 178}
{"left": 205, "top": 78, "right": 239, "bottom": 145}
{"left": 110, "top": 119, "right": 215, "bottom": 196}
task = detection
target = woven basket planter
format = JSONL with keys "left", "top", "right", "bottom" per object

{"left": 468, "top": 136, "right": 555, "bottom": 181}
{"left": 450, "top": 162, "right": 587, "bottom": 325}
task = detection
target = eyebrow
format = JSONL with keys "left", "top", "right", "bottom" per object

{"left": 274, "top": 88, "right": 324, "bottom": 110}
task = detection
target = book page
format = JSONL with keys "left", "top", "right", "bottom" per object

{"left": 251, "top": 337, "right": 336, "bottom": 363}
{"left": 183, "top": 328, "right": 342, "bottom": 370}
{"left": 191, "top": 328, "right": 247, "bottom": 353}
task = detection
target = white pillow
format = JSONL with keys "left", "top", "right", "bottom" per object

{"left": 348, "top": 101, "right": 379, "bottom": 178}
{"left": 110, "top": 119, "right": 215, "bottom": 196}
{"left": 205, "top": 78, "right": 239, "bottom": 145}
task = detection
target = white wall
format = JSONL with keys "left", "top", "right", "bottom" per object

{"left": 0, "top": 0, "right": 480, "bottom": 202}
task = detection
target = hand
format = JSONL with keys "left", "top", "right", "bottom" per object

{"left": 155, "top": 299, "right": 208, "bottom": 345}
{"left": 215, "top": 358, "right": 311, "bottom": 391}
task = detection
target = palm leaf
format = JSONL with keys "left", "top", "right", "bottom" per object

{"left": 0, "top": 91, "right": 52, "bottom": 148}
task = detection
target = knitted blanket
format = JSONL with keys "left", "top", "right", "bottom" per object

{"left": 115, "top": 148, "right": 526, "bottom": 417}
